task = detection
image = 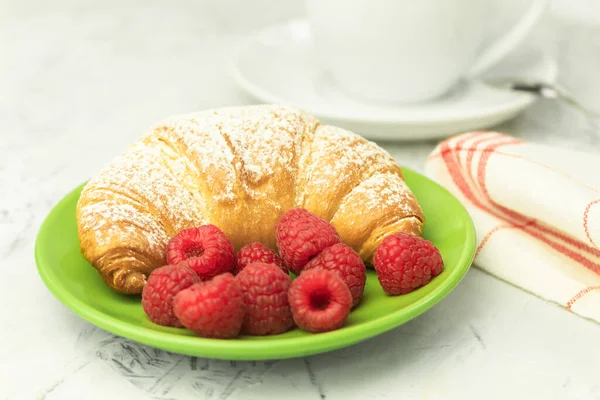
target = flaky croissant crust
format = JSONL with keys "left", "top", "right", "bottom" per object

{"left": 76, "top": 105, "right": 424, "bottom": 294}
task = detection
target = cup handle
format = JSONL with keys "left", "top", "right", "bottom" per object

{"left": 467, "top": 0, "right": 549, "bottom": 78}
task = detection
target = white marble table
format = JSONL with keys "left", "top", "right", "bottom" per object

{"left": 2, "top": 1, "right": 600, "bottom": 399}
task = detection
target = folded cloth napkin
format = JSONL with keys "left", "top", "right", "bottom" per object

{"left": 425, "top": 132, "right": 600, "bottom": 323}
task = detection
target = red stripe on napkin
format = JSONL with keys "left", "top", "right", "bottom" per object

{"left": 474, "top": 143, "right": 600, "bottom": 258}
{"left": 566, "top": 285, "right": 600, "bottom": 310}
{"left": 475, "top": 224, "right": 512, "bottom": 258}
{"left": 472, "top": 138, "right": 600, "bottom": 270}
{"left": 434, "top": 147, "right": 600, "bottom": 195}
{"left": 475, "top": 221, "right": 534, "bottom": 258}
{"left": 425, "top": 132, "right": 485, "bottom": 162}
{"left": 583, "top": 199, "right": 600, "bottom": 248}
{"left": 519, "top": 224, "right": 600, "bottom": 275}
{"left": 440, "top": 136, "right": 600, "bottom": 276}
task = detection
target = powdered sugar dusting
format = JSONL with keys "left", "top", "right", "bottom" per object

{"left": 337, "top": 171, "right": 415, "bottom": 217}
{"left": 154, "top": 105, "right": 318, "bottom": 203}
{"left": 77, "top": 105, "right": 420, "bottom": 280}
{"left": 295, "top": 124, "right": 400, "bottom": 217}
{"left": 83, "top": 201, "right": 168, "bottom": 250}
{"left": 81, "top": 138, "right": 206, "bottom": 234}
{"left": 159, "top": 114, "right": 237, "bottom": 203}
{"left": 78, "top": 105, "right": 320, "bottom": 261}
{"left": 310, "top": 125, "right": 397, "bottom": 186}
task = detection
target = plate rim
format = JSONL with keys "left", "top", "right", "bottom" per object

{"left": 229, "top": 18, "right": 558, "bottom": 125}
{"left": 34, "top": 167, "right": 476, "bottom": 360}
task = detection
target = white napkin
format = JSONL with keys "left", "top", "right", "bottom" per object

{"left": 424, "top": 132, "right": 600, "bottom": 324}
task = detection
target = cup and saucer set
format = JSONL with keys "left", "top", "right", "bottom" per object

{"left": 229, "top": 0, "right": 557, "bottom": 141}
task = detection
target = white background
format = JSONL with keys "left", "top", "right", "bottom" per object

{"left": 1, "top": 0, "right": 600, "bottom": 399}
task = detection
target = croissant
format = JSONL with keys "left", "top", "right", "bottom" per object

{"left": 76, "top": 105, "right": 424, "bottom": 294}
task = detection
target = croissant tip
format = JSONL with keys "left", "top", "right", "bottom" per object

{"left": 102, "top": 269, "right": 147, "bottom": 295}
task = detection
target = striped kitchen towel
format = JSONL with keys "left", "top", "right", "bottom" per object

{"left": 425, "top": 132, "right": 600, "bottom": 323}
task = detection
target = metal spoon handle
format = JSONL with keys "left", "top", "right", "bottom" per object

{"left": 508, "top": 81, "right": 599, "bottom": 120}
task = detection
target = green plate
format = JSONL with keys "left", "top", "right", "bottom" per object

{"left": 35, "top": 167, "right": 475, "bottom": 360}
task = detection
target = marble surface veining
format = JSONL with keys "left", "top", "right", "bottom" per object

{"left": 2, "top": 0, "right": 600, "bottom": 399}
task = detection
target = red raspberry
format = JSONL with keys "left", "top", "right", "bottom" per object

{"left": 141, "top": 264, "right": 200, "bottom": 327}
{"left": 275, "top": 208, "right": 340, "bottom": 275}
{"left": 373, "top": 232, "right": 444, "bottom": 295}
{"left": 235, "top": 262, "right": 294, "bottom": 335}
{"left": 288, "top": 268, "right": 352, "bottom": 333}
{"left": 304, "top": 243, "right": 366, "bottom": 307}
{"left": 173, "top": 273, "right": 244, "bottom": 338}
{"left": 235, "top": 242, "right": 287, "bottom": 275}
{"left": 166, "top": 225, "right": 235, "bottom": 281}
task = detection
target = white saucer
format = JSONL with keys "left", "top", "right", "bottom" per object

{"left": 230, "top": 19, "right": 558, "bottom": 141}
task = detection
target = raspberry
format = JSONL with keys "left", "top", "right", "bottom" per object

{"left": 173, "top": 273, "right": 244, "bottom": 338}
{"left": 166, "top": 225, "right": 235, "bottom": 281}
{"left": 235, "top": 242, "right": 287, "bottom": 275}
{"left": 373, "top": 232, "right": 444, "bottom": 295}
{"left": 288, "top": 268, "right": 352, "bottom": 333}
{"left": 275, "top": 208, "right": 340, "bottom": 275}
{"left": 235, "top": 262, "right": 294, "bottom": 335}
{"left": 141, "top": 264, "right": 200, "bottom": 327}
{"left": 304, "top": 243, "right": 366, "bottom": 307}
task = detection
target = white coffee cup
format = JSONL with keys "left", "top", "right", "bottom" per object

{"left": 305, "top": 0, "right": 548, "bottom": 104}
